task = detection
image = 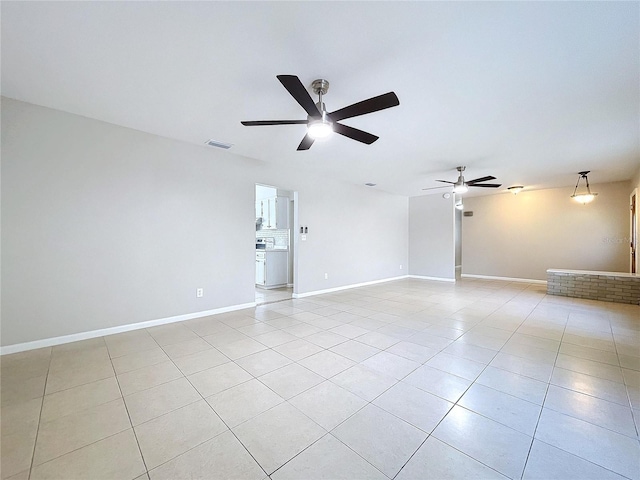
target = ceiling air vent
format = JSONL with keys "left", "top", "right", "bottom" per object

{"left": 205, "top": 139, "right": 233, "bottom": 149}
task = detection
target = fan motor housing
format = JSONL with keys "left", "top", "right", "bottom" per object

{"left": 312, "top": 79, "right": 330, "bottom": 95}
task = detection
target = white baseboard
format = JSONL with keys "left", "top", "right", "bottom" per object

{"left": 461, "top": 274, "right": 547, "bottom": 285}
{"left": 407, "top": 275, "right": 456, "bottom": 283}
{"left": 0, "top": 301, "right": 257, "bottom": 355}
{"left": 292, "top": 275, "right": 408, "bottom": 299}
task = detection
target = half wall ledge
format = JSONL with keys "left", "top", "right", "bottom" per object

{"left": 547, "top": 269, "right": 640, "bottom": 305}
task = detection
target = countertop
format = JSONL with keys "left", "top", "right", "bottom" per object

{"left": 547, "top": 269, "right": 637, "bottom": 278}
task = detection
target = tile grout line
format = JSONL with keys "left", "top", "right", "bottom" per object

{"left": 609, "top": 312, "right": 640, "bottom": 440}
{"left": 134, "top": 324, "right": 258, "bottom": 476}
{"left": 493, "top": 286, "right": 552, "bottom": 479}
{"left": 187, "top": 302, "right": 404, "bottom": 478}
{"left": 24, "top": 341, "right": 140, "bottom": 477}
{"left": 26, "top": 347, "right": 53, "bottom": 480}
{"left": 274, "top": 430, "right": 392, "bottom": 479}
{"left": 519, "top": 298, "right": 639, "bottom": 478}
{"left": 517, "top": 303, "right": 569, "bottom": 480}
{"left": 149, "top": 335, "right": 271, "bottom": 479}
{"left": 109, "top": 345, "right": 151, "bottom": 478}
{"left": 226, "top": 322, "right": 395, "bottom": 477}
{"left": 553, "top": 323, "right": 637, "bottom": 399}
{"left": 390, "top": 286, "right": 542, "bottom": 479}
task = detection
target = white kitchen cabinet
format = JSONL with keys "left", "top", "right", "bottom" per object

{"left": 256, "top": 250, "right": 287, "bottom": 288}
{"left": 266, "top": 250, "right": 288, "bottom": 286}
{"left": 266, "top": 198, "right": 276, "bottom": 228}
{"left": 275, "top": 197, "right": 289, "bottom": 229}
{"left": 257, "top": 197, "right": 289, "bottom": 230}
{"left": 256, "top": 251, "right": 266, "bottom": 285}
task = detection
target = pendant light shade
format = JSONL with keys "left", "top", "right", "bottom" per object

{"left": 571, "top": 171, "right": 598, "bottom": 204}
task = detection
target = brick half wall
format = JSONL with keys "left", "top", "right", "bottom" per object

{"left": 547, "top": 270, "right": 640, "bottom": 305}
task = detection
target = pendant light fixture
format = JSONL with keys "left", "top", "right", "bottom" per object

{"left": 507, "top": 185, "right": 524, "bottom": 195}
{"left": 571, "top": 171, "right": 598, "bottom": 204}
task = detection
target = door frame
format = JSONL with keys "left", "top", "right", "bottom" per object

{"left": 631, "top": 188, "right": 637, "bottom": 274}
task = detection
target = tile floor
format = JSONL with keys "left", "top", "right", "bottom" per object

{"left": 1, "top": 278, "right": 639, "bottom": 479}
{"left": 256, "top": 287, "right": 293, "bottom": 306}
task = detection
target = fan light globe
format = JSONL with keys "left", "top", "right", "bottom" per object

{"left": 453, "top": 184, "right": 468, "bottom": 194}
{"left": 307, "top": 120, "right": 333, "bottom": 139}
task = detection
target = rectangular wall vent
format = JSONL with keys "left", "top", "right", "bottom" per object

{"left": 205, "top": 139, "right": 233, "bottom": 149}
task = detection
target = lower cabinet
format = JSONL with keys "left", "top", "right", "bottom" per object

{"left": 256, "top": 252, "right": 266, "bottom": 286}
{"left": 256, "top": 250, "right": 288, "bottom": 288}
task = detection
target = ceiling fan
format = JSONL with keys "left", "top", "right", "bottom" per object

{"left": 241, "top": 75, "right": 399, "bottom": 151}
{"left": 423, "top": 166, "right": 502, "bottom": 193}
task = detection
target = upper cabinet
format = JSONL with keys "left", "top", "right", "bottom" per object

{"left": 275, "top": 196, "right": 289, "bottom": 229}
{"left": 256, "top": 196, "right": 289, "bottom": 229}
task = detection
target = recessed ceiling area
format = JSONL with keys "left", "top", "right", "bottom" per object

{"left": 1, "top": 1, "right": 638, "bottom": 196}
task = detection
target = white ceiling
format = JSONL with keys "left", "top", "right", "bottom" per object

{"left": 2, "top": 1, "right": 638, "bottom": 197}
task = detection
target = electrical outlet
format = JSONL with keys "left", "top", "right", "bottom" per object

{"left": 324, "top": 273, "right": 328, "bottom": 280}
{"left": 400, "top": 264, "right": 403, "bottom": 269}
{"left": 196, "top": 288, "right": 203, "bottom": 298}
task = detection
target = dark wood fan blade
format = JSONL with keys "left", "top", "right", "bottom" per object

{"left": 436, "top": 180, "right": 456, "bottom": 184}
{"left": 241, "top": 120, "right": 308, "bottom": 126}
{"left": 297, "top": 134, "right": 315, "bottom": 151}
{"left": 277, "top": 75, "right": 321, "bottom": 119}
{"left": 470, "top": 183, "right": 502, "bottom": 188}
{"left": 329, "top": 92, "right": 399, "bottom": 122}
{"left": 333, "top": 123, "right": 378, "bottom": 144}
{"left": 467, "top": 176, "right": 496, "bottom": 184}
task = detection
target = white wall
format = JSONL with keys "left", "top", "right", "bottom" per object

{"left": 408, "top": 194, "right": 455, "bottom": 280}
{"left": 289, "top": 180, "right": 408, "bottom": 293}
{"left": 1, "top": 98, "right": 408, "bottom": 347}
{"left": 256, "top": 184, "right": 276, "bottom": 201}
{"left": 462, "top": 182, "right": 631, "bottom": 281}
{"left": 631, "top": 166, "right": 640, "bottom": 194}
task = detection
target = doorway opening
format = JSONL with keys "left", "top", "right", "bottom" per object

{"left": 255, "top": 184, "right": 296, "bottom": 305}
